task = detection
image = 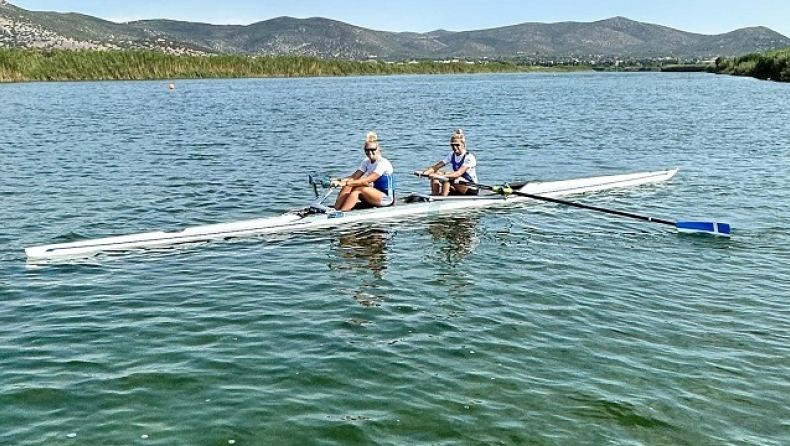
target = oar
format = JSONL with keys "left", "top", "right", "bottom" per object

{"left": 414, "top": 171, "right": 731, "bottom": 236}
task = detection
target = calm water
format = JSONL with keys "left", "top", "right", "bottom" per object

{"left": 1, "top": 73, "right": 789, "bottom": 445}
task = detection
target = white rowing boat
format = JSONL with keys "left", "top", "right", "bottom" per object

{"left": 25, "top": 168, "right": 678, "bottom": 261}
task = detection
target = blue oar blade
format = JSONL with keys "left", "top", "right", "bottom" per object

{"left": 675, "top": 221, "right": 731, "bottom": 236}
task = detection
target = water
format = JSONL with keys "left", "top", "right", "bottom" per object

{"left": 1, "top": 73, "right": 789, "bottom": 445}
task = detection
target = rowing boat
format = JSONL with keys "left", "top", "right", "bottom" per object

{"left": 24, "top": 169, "right": 679, "bottom": 260}
{"left": 25, "top": 168, "right": 678, "bottom": 261}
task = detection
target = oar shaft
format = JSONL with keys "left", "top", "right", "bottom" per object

{"left": 515, "top": 189, "right": 675, "bottom": 226}
{"left": 413, "top": 172, "right": 728, "bottom": 235}
{"left": 475, "top": 183, "right": 676, "bottom": 226}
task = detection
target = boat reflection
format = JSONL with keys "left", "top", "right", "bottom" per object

{"left": 425, "top": 214, "right": 480, "bottom": 266}
{"left": 331, "top": 228, "right": 390, "bottom": 306}
{"left": 333, "top": 228, "right": 390, "bottom": 280}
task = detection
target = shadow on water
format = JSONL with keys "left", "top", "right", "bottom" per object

{"left": 328, "top": 228, "right": 391, "bottom": 306}
{"left": 425, "top": 214, "right": 481, "bottom": 267}
{"left": 333, "top": 228, "right": 390, "bottom": 279}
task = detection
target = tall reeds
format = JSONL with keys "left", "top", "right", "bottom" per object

{"left": 0, "top": 49, "right": 577, "bottom": 82}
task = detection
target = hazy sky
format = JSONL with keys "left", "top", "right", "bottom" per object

{"left": 10, "top": 0, "right": 790, "bottom": 38}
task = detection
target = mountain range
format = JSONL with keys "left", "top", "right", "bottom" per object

{"left": 2, "top": 1, "right": 789, "bottom": 62}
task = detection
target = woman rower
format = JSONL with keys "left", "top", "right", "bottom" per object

{"left": 420, "top": 129, "right": 479, "bottom": 196}
{"left": 331, "top": 132, "right": 396, "bottom": 212}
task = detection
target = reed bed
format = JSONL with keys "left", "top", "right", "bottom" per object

{"left": 0, "top": 49, "right": 585, "bottom": 82}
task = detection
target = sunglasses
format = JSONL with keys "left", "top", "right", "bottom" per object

{"left": 451, "top": 143, "right": 462, "bottom": 148}
{"left": 364, "top": 147, "right": 378, "bottom": 154}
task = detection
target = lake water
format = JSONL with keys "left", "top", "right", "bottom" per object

{"left": 1, "top": 72, "right": 789, "bottom": 445}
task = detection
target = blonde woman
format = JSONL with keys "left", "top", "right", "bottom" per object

{"left": 420, "top": 129, "right": 478, "bottom": 196}
{"left": 331, "top": 132, "right": 396, "bottom": 211}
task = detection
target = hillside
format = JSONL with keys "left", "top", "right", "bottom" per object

{"left": 2, "top": 1, "right": 789, "bottom": 62}
{"left": 0, "top": 1, "right": 208, "bottom": 54}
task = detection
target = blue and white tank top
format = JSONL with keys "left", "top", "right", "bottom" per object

{"left": 442, "top": 151, "right": 478, "bottom": 184}
{"left": 359, "top": 157, "right": 395, "bottom": 196}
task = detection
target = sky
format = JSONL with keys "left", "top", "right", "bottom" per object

{"left": 9, "top": 0, "right": 790, "bottom": 38}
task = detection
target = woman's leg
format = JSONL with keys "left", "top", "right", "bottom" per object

{"left": 338, "top": 186, "right": 383, "bottom": 211}
{"left": 453, "top": 183, "right": 471, "bottom": 195}
{"left": 337, "top": 186, "right": 386, "bottom": 211}
{"left": 337, "top": 189, "right": 361, "bottom": 211}
{"left": 356, "top": 187, "right": 385, "bottom": 208}
{"left": 431, "top": 176, "right": 452, "bottom": 196}
{"left": 333, "top": 185, "right": 353, "bottom": 209}
{"left": 431, "top": 178, "right": 442, "bottom": 196}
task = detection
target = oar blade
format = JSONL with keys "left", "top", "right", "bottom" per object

{"left": 675, "top": 221, "right": 731, "bottom": 236}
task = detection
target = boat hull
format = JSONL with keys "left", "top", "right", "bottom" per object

{"left": 25, "top": 169, "right": 677, "bottom": 260}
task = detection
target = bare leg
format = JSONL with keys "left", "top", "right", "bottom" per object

{"left": 338, "top": 190, "right": 361, "bottom": 211}
{"left": 431, "top": 178, "right": 441, "bottom": 196}
{"left": 333, "top": 185, "right": 353, "bottom": 209}
{"left": 453, "top": 183, "right": 471, "bottom": 195}
{"left": 357, "top": 187, "right": 384, "bottom": 207}
{"left": 432, "top": 176, "right": 452, "bottom": 196}
{"left": 338, "top": 187, "right": 384, "bottom": 211}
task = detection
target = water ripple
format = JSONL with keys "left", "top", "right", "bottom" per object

{"left": 2, "top": 74, "right": 789, "bottom": 445}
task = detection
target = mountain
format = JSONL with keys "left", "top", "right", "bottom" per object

{"left": 2, "top": 1, "right": 789, "bottom": 62}
{"left": 434, "top": 17, "right": 789, "bottom": 60}
{"left": 0, "top": 1, "right": 207, "bottom": 54}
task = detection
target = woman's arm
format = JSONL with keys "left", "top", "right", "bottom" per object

{"left": 337, "top": 170, "right": 376, "bottom": 187}
{"left": 422, "top": 161, "right": 445, "bottom": 176}
{"left": 346, "top": 171, "right": 380, "bottom": 187}
{"left": 445, "top": 165, "right": 469, "bottom": 180}
{"left": 332, "top": 170, "right": 363, "bottom": 187}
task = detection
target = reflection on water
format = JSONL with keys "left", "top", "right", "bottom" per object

{"left": 329, "top": 228, "right": 390, "bottom": 306}
{"left": 425, "top": 215, "right": 480, "bottom": 266}
{"left": 3, "top": 74, "right": 789, "bottom": 446}
{"left": 334, "top": 228, "right": 389, "bottom": 278}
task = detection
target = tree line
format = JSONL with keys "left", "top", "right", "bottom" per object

{"left": 710, "top": 46, "right": 790, "bottom": 82}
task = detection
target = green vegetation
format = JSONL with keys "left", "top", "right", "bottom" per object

{"left": 0, "top": 49, "right": 589, "bottom": 82}
{"left": 659, "top": 64, "right": 711, "bottom": 73}
{"left": 711, "top": 46, "right": 790, "bottom": 82}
